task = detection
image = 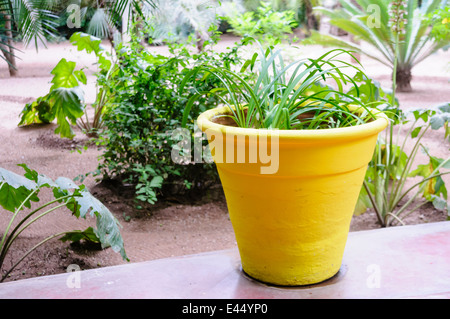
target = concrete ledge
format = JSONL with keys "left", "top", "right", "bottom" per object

{"left": 1, "top": 221, "right": 450, "bottom": 299}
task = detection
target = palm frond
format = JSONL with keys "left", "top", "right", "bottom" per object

{"left": 87, "top": 8, "right": 110, "bottom": 39}
{"left": 10, "top": 0, "right": 58, "bottom": 47}
{"left": 308, "top": 0, "right": 450, "bottom": 71}
{"left": 109, "top": 0, "right": 155, "bottom": 25}
{"left": 145, "top": 0, "right": 241, "bottom": 43}
{"left": 303, "top": 31, "right": 391, "bottom": 67}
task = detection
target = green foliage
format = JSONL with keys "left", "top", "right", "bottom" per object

{"left": 305, "top": 0, "right": 450, "bottom": 91}
{"left": 0, "top": 0, "right": 58, "bottom": 63}
{"left": 265, "top": 0, "right": 320, "bottom": 28}
{"left": 70, "top": 32, "right": 115, "bottom": 137}
{"left": 93, "top": 31, "right": 249, "bottom": 205}
{"left": 0, "top": 164, "right": 127, "bottom": 282}
{"left": 226, "top": 1, "right": 298, "bottom": 46}
{"left": 183, "top": 39, "right": 384, "bottom": 130}
{"left": 18, "top": 58, "right": 86, "bottom": 139}
{"left": 53, "top": 0, "right": 156, "bottom": 39}
{"left": 18, "top": 32, "right": 113, "bottom": 138}
{"left": 425, "top": 5, "right": 450, "bottom": 43}
{"left": 60, "top": 227, "right": 100, "bottom": 244}
{"left": 341, "top": 0, "right": 450, "bottom": 226}
{"left": 357, "top": 105, "right": 450, "bottom": 226}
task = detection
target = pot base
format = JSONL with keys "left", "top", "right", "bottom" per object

{"left": 241, "top": 263, "right": 347, "bottom": 288}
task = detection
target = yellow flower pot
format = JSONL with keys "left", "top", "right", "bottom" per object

{"left": 197, "top": 106, "right": 388, "bottom": 286}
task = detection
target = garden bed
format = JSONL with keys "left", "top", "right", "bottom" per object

{"left": 0, "top": 37, "right": 449, "bottom": 282}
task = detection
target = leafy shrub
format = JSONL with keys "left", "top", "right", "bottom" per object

{"left": 226, "top": 1, "right": 298, "bottom": 46}
{"left": 425, "top": 5, "right": 450, "bottom": 43}
{"left": 94, "top": 31, "right": 251, "bottom": 205}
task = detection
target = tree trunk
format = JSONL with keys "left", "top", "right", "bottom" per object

{"left": 1, "top": 14, "right": 18, "bottom": 77}
{"left": 395, "top": 66, "right": 412, "bottom": 92}
{"left": 195, "top": 31, "right": 205, "bottom": 52}
{"left": 304, "top": 0, "right": 319, "bottom": 35}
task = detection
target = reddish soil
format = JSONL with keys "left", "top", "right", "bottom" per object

{"left": 0, "top": 35, "right": 449, "bottom": 283}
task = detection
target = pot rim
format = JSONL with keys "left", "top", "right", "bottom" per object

{"left": 197, "top": 105, "right": 389, "bottom": 141}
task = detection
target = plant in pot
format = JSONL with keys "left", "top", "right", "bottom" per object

{"left": 181, "top": 40, "right": 389, "bottom": 286}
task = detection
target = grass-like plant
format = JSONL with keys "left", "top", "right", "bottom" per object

{"left": 182, "top": 39, "right": 384, "bottom": 130}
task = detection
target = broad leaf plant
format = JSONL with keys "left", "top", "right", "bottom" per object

{"left": 18, "top": 32, "right": 113, "bottom": 138}
{"left": 0, "top": 164, "right": 127, "bottom": 282}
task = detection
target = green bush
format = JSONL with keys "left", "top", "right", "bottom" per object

{"left": 95, "top": 31, "right": 251, "bottom": 205}
{"left": 226, "top": 1, "right": 298, "bottom": 46}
